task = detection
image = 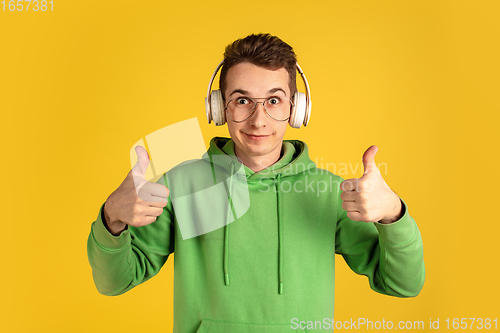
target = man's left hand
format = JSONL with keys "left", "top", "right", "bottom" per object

{"left": 340, "top": 145, "right": 402, "bottom": 224}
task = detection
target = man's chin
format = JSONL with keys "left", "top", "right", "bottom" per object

{"left": 236, "top": 143, "right": 269, "bottom": 157}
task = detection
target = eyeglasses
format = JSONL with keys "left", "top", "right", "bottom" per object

{"left": 225, "top": 96, "right": 294, "bottom": 122}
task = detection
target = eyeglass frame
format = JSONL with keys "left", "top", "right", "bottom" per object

{"left": 224, "top": 96, "right": 295, "bottom": 123}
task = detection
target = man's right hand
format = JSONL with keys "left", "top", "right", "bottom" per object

{"left": 103, "top": 146, "right": 170, "bottom": 235}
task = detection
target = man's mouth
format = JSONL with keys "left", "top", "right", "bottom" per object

{"left": 243, "top": 133, "right": 271, "bottom": 140}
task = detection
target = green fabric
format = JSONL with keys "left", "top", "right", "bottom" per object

{"left": 87, "top": 137, "right": 425, "bottom": 333}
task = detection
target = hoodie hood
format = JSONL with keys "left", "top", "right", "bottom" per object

{"left": 203, "top": 137, "right": 316, "bottom": 180}
{"left": 203, "top": 137, "right": 316, "bottom": 294}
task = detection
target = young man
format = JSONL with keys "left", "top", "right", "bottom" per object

{"left": 87, "top": 33, "right": 425, "bottom": 332}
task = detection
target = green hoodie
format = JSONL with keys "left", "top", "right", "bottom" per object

{"left": 87, "top": 137, "right": 425, "bottom": 333}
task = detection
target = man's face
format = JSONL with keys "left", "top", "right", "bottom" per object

{"left": 224, "top": 62, "right": 290, "bottom": 167}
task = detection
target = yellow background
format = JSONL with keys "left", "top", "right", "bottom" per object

{"left": 1, "top": 0, "right": 499, "bottom": 331}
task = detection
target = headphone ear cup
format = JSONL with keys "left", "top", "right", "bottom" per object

{"left": 289, "top": 92, "right": 307, "bottom": 128}
{"left": 205, "top": 96, "right": 212, "bottom": 124}
{"left": 210, "top": 90, "right": 226, "bottom": 126}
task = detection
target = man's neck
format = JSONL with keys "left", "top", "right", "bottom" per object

{"left": 234, "top": 146, "right": 283, "bottom": 173}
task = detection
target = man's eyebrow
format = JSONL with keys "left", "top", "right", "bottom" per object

{"left": 228, "top": 87, "right": 287, "bottom": 97}
{"left": 229, "top": 89, "right": 249, "bottom": 97}
{"left": 267, "top": 88, "right": 287, "bottom": 95}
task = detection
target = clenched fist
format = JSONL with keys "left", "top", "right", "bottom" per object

{"left": 103, "top": 146, "right": 170, "bottom": 235}
{"left": 340, "top": 145, "right": 402, "bottom": 224}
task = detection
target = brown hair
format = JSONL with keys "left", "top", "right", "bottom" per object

{"left": 219, "top": 33, "right": 297, "bottom": 100}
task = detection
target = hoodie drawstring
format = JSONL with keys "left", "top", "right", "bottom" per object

{"left": 223, "top": 161, "right": 236, "bottom": 286}
{"left": 222, "top": 167, "right": 284, "bottom": 295}
{"left": 276, "top": 173, "right": 284, "bottom": 294}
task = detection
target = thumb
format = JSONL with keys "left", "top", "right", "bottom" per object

{"left": 362, "top": 145, "right": 379, "bottom": 176}
{"left": 133, "top": 145, "right": 150, "bottom": 177}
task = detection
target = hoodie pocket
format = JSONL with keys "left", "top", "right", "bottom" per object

{"left": 195, "top": 319, "right": 306, "bottom": 333}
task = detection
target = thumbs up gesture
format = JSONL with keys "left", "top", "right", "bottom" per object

{"left": 340, "top": 145, "right": 403, "bottom": 224}
{"left": 103, "top": 146, "right": 170, "bottom": 235}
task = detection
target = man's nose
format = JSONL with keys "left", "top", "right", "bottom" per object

{"left": 250, "top": 102, "right": 267, "bottom": 127}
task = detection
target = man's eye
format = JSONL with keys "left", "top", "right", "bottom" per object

{"left": 268, "top": 97, "right": 281, "bottom": 105}
{"left": 236, "top": 98, "right": 250, "bottom": 105}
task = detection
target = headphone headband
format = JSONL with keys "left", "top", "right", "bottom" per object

{"left": 206, "top": 60, "right": 225, "bottom": 105}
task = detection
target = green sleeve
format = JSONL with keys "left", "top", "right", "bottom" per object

{"left": 86, "top": 174, "right": 175, "bottom": 296}
{"left": 335, "top": 194, "right": 425, "bottom": 297}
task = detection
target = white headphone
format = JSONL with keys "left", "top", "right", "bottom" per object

{"left": 205, "top": 60, "right": 312, "bottom": 128}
